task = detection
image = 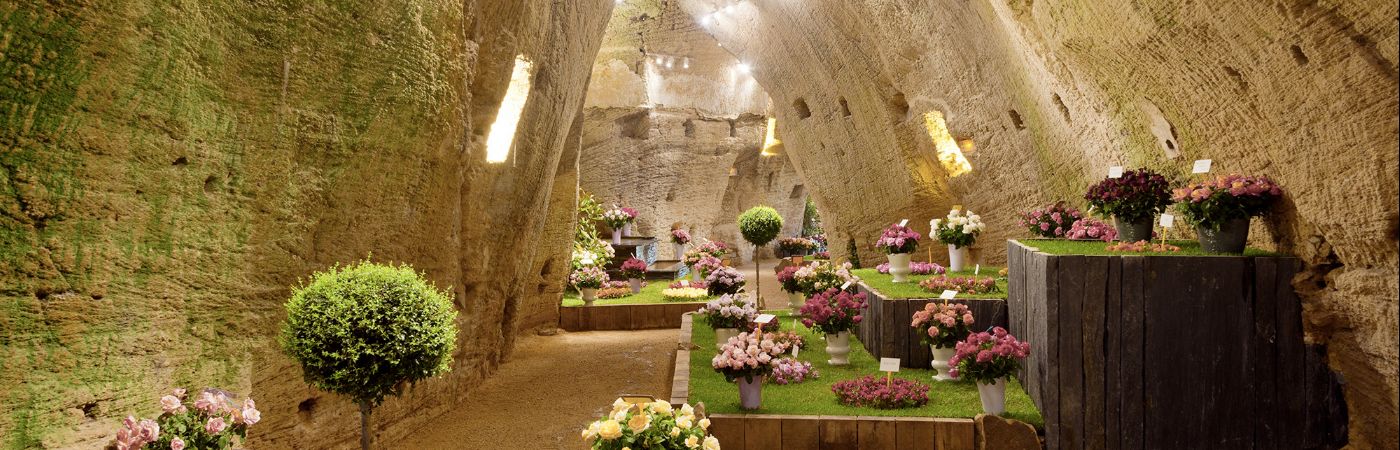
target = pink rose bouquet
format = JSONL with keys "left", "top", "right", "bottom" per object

{"left": 620, "top": 258, "right": 647, "bottom": 279}
{"left": 792, "top": 261, "right": 859, "bottom": 296}
{"left": 671, "top": 229, "right": 692, "bottom": 245}
{"left": 705, "top": 266, "right": 746, "bottom": 296}
{"left": 911, "top": 302, "right": 975, "bottom": 348}
{"left": 112, "top": 388, "right": 259, "bottom": 450}
{"left": 874, "top": 223, "right": 921, "bottom": 254}
{"left": 1019, "top": 203, "right": 1083, "bottom": 238}
{"left": 948, "top": 327, "right": 1031, "bottom": 383}
{"left": 711, "top": 331, "right": 790, "bottom": 382}
{"left": 771, "top": 358, "right": 819, "bottom": 385}
{"left": 695, "top": 294, "right": 758, "bottom": 329}
{"left": 692, "top": 255, "right": 724, "bottom": 278}
{"left": 876, "top": 261, "right": 945, "bottom": 275}
{"left": 621, "top": 207, "right": 638, "bottom": 220}
{"left": 775, "top": 237, "right": 818, "bottom": 257}
{"left": 799, "top": 288, "right": 869, "bottom": 335}
{"left": 669, "top": 279, "right": 708, "bottom": 290}
{"left": 569, "top": 266, "right": 609, "bottom": 289}
{"left": 918, "top": 275, "right": 999, "bottom": 295}
{"left": 1171, "top": 173, "right": 1283, "bottom": 230}
{"left": 831, "top": 375, "right": 930, "bottom": 409}
{"left": 1065, "top": 217, "right": 1117, "bottom": 242}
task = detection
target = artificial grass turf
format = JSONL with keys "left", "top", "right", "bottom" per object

{"left": 687, "top": 311, "right": 1044, "bottom": 427}
{"left": 1018, "top": 238, "right": 1279, "bottom": 257}
{"left": 850, "top": 268, "right": 1008, "bottom": 300}
{"left": 560, "top": 281, "right": 714, "bottom": 307}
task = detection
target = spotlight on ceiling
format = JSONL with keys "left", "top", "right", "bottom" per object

{"left": 701, "top": 14, "right": 713, "bottom": 25}
{"left": 683, "top": 58, "right": 690, "bottom": 69}
{"left": 666, "top": 59, "right": 674, "bottom": 69}
{"left": 737, "top": 63, "right": 751, "bottom": 74}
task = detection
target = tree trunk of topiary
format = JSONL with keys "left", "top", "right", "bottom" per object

{"left": 754, "top": 259, "right": 761, "bottom": 307}
{"left": 359, "top": 400, "right": 373, "bottom": 450}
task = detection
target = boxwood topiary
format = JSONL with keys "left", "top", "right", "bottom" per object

{"left": 280, "top": 260, "right": 458, "bottom": 450}
{"left": 738, "top": 206, "right": 784, "bottom": 247}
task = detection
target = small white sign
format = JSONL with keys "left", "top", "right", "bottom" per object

{"left": 792, "top": 346, "right": 800, "bottom": 357}
{"left": 1159, "top": 213, "right": 1175, "bottom": 228}
{"left": 680, "top": 280, "right": 690, "bottom": 287}
{"left": 939, "top": 290, "right": 958, "bottom": 300}
{"left": 879, "top": 358, "right": 902, "bottom": 373}
{"left": 974, "top": 264, "right": 981, "bottom": 275}
{"left": 840, "top": 281, "right": 852, "bottom": 290}
{"left": 1108, "top": 166, "right": 1124, "bottom": 178}
{"left": 898, "top": 219, "right": 909, "bottom": 228}
{"left": 1192, "top": 159, "right": 1212, "bottom": 174}
{"left": 754, "top": 314, "right": 776, "bottom": 324}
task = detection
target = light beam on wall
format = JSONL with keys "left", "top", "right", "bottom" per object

{"left": 922, "top": 111, "right": 973, "bottom": 177}
{"left": 761, "top": 117, "right": 781, "bottom": 156}
{"left": 485, "top": 56, "right": 534, "bottom": 163}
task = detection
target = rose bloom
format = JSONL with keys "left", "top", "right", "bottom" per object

{"left": 598, "top": 419, "right": 624, "bottom": 440}
{"left": 704, "top": 435, "right": 721, "bottom": 450}
{"left": 685, "top": 436, "right": 700, "bottom": 448}
{"left": 170, "top": 437, "right": 186, "bottom": 450}
{"left": 160, "top": 395, "right": 184, "bottom": 413}
{"left": 627, "top": 412, "right": 652, "bottom": 433}
{"left": 205, "top": 417, "right": 226, "bottom": 434}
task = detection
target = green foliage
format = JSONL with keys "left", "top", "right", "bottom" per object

{"left": 846, "top": 238, "right": 862, "bottom": 269}
{"left": 802, "top": 197, "right": 824, "bottom": 236}
{"left": 737, "top": 206, "right": 784, "bottom": 246}
{"left": 572, "top": 190, "right": 612, "bottom": 271}
{"left": 280, "top": 260, "right": 458, "bottom": 407}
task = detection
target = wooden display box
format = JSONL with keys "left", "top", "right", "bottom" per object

{"left": 1005, "top": 240, "right": 1346, "bottom": 450}
{"left": 558, "top": 302, "right": 702, "bottom": 331}
{"left": 853, "top": 284, "right": 1008, "bottom": 369}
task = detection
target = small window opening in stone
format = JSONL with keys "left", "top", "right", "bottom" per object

{"left": 793, "top": 98, "right": 812, "bottom": 119}
{"left": 761, "top": 117, "right": 781, "bottom": 156}
{"left": 890, "top": 92, "right": 910, "bottom": 121}
{"left": 1052, "top": 93, "right": 1071, "bottom": 123}
{"left": 1008, "top": 110, "right": 1026, "bottom": 130}
{"left": 1290, "top": 44, "right": 1309, "bottom": 66}
{"left": 922, "top": 111, "right": 972, "bottom": 177}
{"left": 839, "top": 97, "right": 851, "bottom": 117}
{"left": 789, "top": 184, "right": 805, "bottom": 199}
{"left": 728, "top": 119, "right": 737, "bottom": 137}
{"left": 485, "top": 55, "right": 533, "bottom": 163}
{"left": 683, "top": 119, "right": 696, "bottom": 137}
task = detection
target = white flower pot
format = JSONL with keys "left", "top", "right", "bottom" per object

{"left": 931, "top": 346, "right": 959, "bottom": 381}
{"left": 977, "top": 377, "right": 1008, "bottom": 415}
{"left": 673, "top": 243, "right": 686, "bottom": 260}
{"left": 825, "top": 331, "right": 851, "bottom": 365}
{"left": 581, "top": 288, "right": 597, "bottom": 306}
{"left": 737, "top": 375, "right": 764, "bottom": 410}
{"left": 629, "top": 278, "right": 642, "bottom": 294}
{"left": 715, "top": 328, "right": 740, "bottom": 348}
{"left": 623, "top": 223, "right": 633, "bottom": 236}
{"left": 948, "top": 244, "right": 970, "bottom": 272}
{"left": 691, "top": 267, "right": 703, "bottom": 282}
{"left": 887, "top": 252, "right": 912, "bottom": 283}
{"left": 787, "top": 292, "right": 806, "bottom": 310}
{"left": 612, "top": 229, "right": 622, "bottom": 245}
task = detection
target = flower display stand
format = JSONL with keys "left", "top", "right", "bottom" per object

{"left": 853, "top": 284, "right": 1009, "bottom": 369}
{"left": 1005, "top": 240, "right": 1347, "bottom": 450}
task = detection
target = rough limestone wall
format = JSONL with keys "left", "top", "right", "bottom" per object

{"left": 578, "top": 107, "right": 804, "bottom": 262}
{"left": 0, "top": 1, "right": 613, "bottom": 448}
{"left": 679, "top": 0, "right": 1397, "bottom": 447}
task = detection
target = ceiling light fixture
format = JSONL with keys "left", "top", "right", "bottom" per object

{"left": 737, "top": 63, "right": 751, "bottom": 74}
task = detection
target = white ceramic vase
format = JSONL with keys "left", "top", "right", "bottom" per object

{"left": 948, "top": 244, "right": 969, "bottom": 272}
{"left": 931, "top": 346, "right": 959, "bottom": 381}
{"left": 887, "top": 252, "right": 912, "bottom": 282}
{"left": 977, "top": 377, "right": 1008, "bottom": 415}
{"left": 612, "top": 229, "right": 622, "bottom": 245}
{"left": 737, "top": 376, "right": 764, "bottom": 410}
{"left": 581, "top": 288, "right": 597, "bottom": 306}
{"left": 691, "top": 267, "right": 703, "bottom": 282}
{"left": 674, "top": 243, "right": 686, "bottom": 260}
{"left": 787, "top": 292, "right": 806, "bottom": 310}
{"left": 623, "top": 223, "right": 633, "bottom": 236}
{"left": 629, "top": 278, "right": 642, "bottom": 294}
{"left": 715, "top": 328, "right": 740, "bottom": 348}
{"left": 825, "top": 331, "right": 851, "bottom": 365}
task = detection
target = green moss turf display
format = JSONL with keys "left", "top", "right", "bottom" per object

{"left": 1019, "top": 239, "right": 1278, "bottom": 257}
{"left": 688, "top": 311, "right": 1044, "bottom": 426}
{"left": 851, "top": 268, "right": 1008, "bottom": 299}
{"left": 561, "top": 281, "right": 713, "bottom": 307}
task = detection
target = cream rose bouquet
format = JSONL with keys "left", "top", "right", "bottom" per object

{"left": 932, "top": 209, "right": 985, "bottom": 248}
{"left": 583, "top": 399, "right": 720, "bottom": 450}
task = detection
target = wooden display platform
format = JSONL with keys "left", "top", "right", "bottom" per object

{"left": 559, "top": 302, "right": 701, "bottom": 331}
{"left": 1005, "top": 240, "right": 1347, "bottom": 450}
{"left": 853, "top": 284, "right": 1008, "bottom": 369}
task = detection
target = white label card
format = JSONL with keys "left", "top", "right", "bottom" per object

{"left": 1108, "top": 166, "right": 1124, "bottom": 178}
{"left": 793, "top": 346, "right": 800, "bottom": 357}
{"left": 939, "top": 290, "right": 958, "bottom": 300}
{"left": 974, "top": 264, "right": 981, "bottom": 275}
{"left": 898, "top": 219, "right": 909, "bottom": 227}
{"left": 879, "top": 358, "right": 902, "bottom": 372}
{"left": 1159, "top": 214, "right": 1175, "bottom": 228}
{"left": 680, "top": 280, "right": 689, "bottom": 287}
{"left": 840, "top": 281, "right": 852, "bottom": 290}
{"left": 754, "top": 314, "right": 776, "bottom": 324}
{"left": 1192, "top": 159, "right": 1212, "bottom": 174}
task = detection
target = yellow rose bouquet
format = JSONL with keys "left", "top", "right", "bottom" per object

{"left": 582, "top": 398, "right": 721, "bottom": 450}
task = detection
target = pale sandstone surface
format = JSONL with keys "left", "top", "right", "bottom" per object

{"left": 1, "top": 0, "right": 613, "bottom": 448}
{"left": 676, "top": 0, "right": 1398, "bottom": 447}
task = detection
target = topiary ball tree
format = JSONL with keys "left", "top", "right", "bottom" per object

{"left": 280, "top": 260, "right": 458, "bottom": 450}
{"left": 738, "top": 206, "right": 785, "bottom": 299}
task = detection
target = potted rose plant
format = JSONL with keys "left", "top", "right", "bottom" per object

{"left": 670, "top": 228, "right": 692, "bottom": 261}
{"left": 911, "top": 302, "right": 975, "bottom": 381}
{"left": 1019, "top": 202, "right": 1083, "bottom": 238}
{"left": 1085, "top": 168, "right": 1172, "bottom": 242}
{"left": 777, "top": 266, "right": 806, "bottom": 309}
{"left": 712, "top": 331, "right": 790, "bottom": 410}
{"left": 110, "top": 388, "right": 261, "bottom": 450}
{"left": 1172, "top": 173, "right": 1283, "bottom": 253}
{"left": 1065, "top": 217, "right": 1117, "bottom": 242}
{"left": 570, "top": 266, "right": 609, "bottom": 306}
{"left": 705, "top": 266, "right": 746, "bottom": 296}
{"left": 931, "top": 209, "right": 984, "bottom": 271}
{"left": 582, "top": 398, "right": 718, "bottom": 450}
{"left": 620, "top": 258, "right": 647, "bottom": 294}
{"left": 799, "top": 288, "right": 869, "bottom": 365}
{"left": 696, "top": 294, "right": 757, "bottom": 347}
{"left": 620, "top": 207, "right": 638, "bottom": 236}
{"left": 775, "top": 237, "right": 816, "bottom": 263}
{"left": 792, "top": 261, "right": 859, "bottom": 298}
{"left": 949, "top": 327, "right": 1031, "bottom": 414}
{"left": 874, "top": 223, "right": 921, "bottom": 282}
{"left": 602, "top": 207, "right": 632, "bottom": 245}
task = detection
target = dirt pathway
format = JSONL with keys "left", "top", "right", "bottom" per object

{"left": 398, "top": 329, "right": 676, "bottom": 449}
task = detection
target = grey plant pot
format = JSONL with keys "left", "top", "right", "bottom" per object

{"left": 1196, "top": 217, "right": 1250, "bottom": 253}
{"left": 1114, "top": 216, "right": 1155, "bottom": 242}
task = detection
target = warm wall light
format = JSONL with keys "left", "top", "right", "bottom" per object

{"left": 485, "top": 56, "right": 533, "bottom": 163}
{"left": 761, "top": 117, "right": 781, "bottom": 156}
{"left": 922, "top": 111, "right": 973, "bottom": 177}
